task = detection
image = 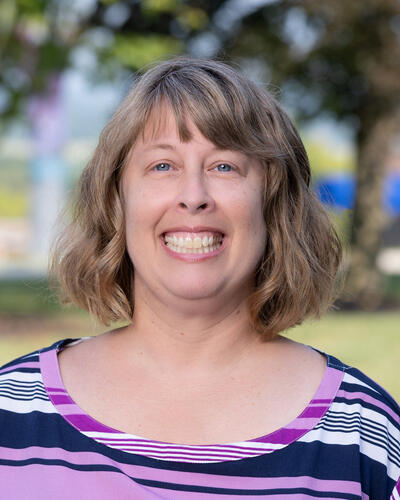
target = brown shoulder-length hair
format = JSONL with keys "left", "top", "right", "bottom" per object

{"left": 49, "top": 56, "right": 343, "bottom": 340}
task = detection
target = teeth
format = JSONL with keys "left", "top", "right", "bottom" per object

{"left": 164, "top": 232, "right": 223, "bottom": 250}
{"left": 193, "top": 237, "right": 202, "bottom": 248}
{"left": 166, "top": 241, "right": 223, "bottom": 254}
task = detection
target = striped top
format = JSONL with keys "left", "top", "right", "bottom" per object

{"left": 0, "top": 336, "right": 399, "bottom": 499}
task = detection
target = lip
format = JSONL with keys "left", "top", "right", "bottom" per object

{"left": 160, "top": 233, "right": 227, "bottom": 262}
{"left": 161, "top": 226, "right": 225, "bottom": 235}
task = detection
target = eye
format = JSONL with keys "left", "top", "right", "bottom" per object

{"left": 214, "top": 163, "right": 233, "bottom": 172}
{"left": 153, "top": 162, "right": 171, "bottom": 171}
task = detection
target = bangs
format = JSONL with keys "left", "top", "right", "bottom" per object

{"left": 131, "top": 68, "right": 281, "bottom": 161}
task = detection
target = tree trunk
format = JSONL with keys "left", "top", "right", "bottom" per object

{"left": 341, "top": 113, "right": 399, "bottom": 309}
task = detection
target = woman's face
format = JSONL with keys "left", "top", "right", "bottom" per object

{"left": 122, "top": 107, "right": 267, "bottom": 309}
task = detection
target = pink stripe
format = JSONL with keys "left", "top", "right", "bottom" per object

{"left": 284, "top": 418, "right": 320, "bottom": 429}
{"left": 46, "top": 386, "right": 66, "bottom": 392}
{"left": 337, "top": 389, "right": 400, "bottom": 424}
{"left": 111, "top": 445, "right": 265, "bottom": 457}
{"left": 39, "top": 340, "right": 345, "bottom": 461}
{"left": 104, "top": 444, "right": 274, "bottom": 457}
{"left": 40, "top": 349, "right": 120, "bottom": 434}
{"left": 56, "top": 404, "right": 84, "bottom": 413}
{"left": 97, "top": 436, "right": 272, "bottom": 452}
{"left": 144, "top": 494, "right": 338, "bottom": 499}
{"left": 315, "top": 366, "right": 344, "bottom": 399}
{"left": 301, "top": 406, "right": 327, "bottom": 418}
{"left": 102, "top": 446, "right": 273, "bottom": 461}
{"left": 0, "top": 446, "right": 361, "bottom": 493}
{"left": 0, "top": 362, "right": 39, "bottom": 374}
{"left": 249, "top": 366, "right": 343, "bottom": 446}
{"left": 67, "top": 414, "right": 120, "bottom": 433}
{"left": 40, "top": 349, "right": 64, "bottom": 390}
{"left": 142, "top": 450, "right": 257, "bottom": 460}
{"left": 253, "top": 427, "right": 305, "bottom": 445}
{"left": 0, "top": 464, "right": 154, "bottom": 500}
{"left": 390, "top": 480, "right": 400, "bottom": 499}
{"left": 52, "top": 395, "right": 74, "bottom": 405}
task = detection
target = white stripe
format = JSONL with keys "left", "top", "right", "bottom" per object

{"left": 343, "top": 372, "right": 380, "bottom": 394}
{"left": 18, "top": 352, "right": 39, "bottom": 361}
{"left": 0, "top": 391, "right": 48, "bottom": 400}
{"left": 0, "top": 372, "right": 43, "bottom": 383}
{"left": 0, "top": 395, "right": 56, "bottom": 414}
{"left": 328, "top": 401, "right": 400, "bottom": 433}
{"left": 92, "top": 441, "right": 271, "bottom": 462}
{"left": 318, "top": 412, "right": 398, "bottom": 441}
{"left": 83, "top": 431, "right": 284, "bottom": 451}
{"left": 96, "top": 439, "right": 275, "bottom": 455}
{"left": 299, "top": 426, "right": 400, "bottom": 481}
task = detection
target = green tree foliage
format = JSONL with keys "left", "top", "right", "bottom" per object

{"left": 1, "top": 0, "right": 399, "bottom": 309}
{"left": 223, "top": 0, "right": 400, "bottom": 308}
{"left": 0, "top": 0, "right": 219, "bottom": 121}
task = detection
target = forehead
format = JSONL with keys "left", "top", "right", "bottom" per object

{"left": 139, "top": 101, "right": 205, "bottom": 147}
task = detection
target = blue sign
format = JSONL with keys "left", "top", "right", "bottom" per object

{"left": 314, "top": 173, "right": 400, "bottom": 214}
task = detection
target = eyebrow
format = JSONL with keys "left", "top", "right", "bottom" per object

{"left": 142, "top": 142, "right": 223, "bottom": 153}
{"left": 142, "top": 143, "right": 176, "bottom": 152}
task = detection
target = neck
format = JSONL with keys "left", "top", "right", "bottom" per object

{"left": 112, "top": 280, "right": 266, "bottom": 378}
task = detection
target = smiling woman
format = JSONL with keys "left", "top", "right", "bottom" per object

{"left": 1, "top": 57, "right": 399, "bottom": 499}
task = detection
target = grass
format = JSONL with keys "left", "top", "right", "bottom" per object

{"left": 0, "top": 279, "right": 64, "bottom": 316}
{"left": 0, "top": 305, "right": 399, "bottom": 401}
{"left": 285, "top": 312, "right": 400, "bottom": 400}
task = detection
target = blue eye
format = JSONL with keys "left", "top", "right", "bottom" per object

{"left": 216, "top": 163, "right": 233, "bottom": 172}
{"left": 154, "top": 163, "right": 171, "bottom": 171}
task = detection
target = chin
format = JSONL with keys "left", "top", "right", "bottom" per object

{"left": 165, "top": 281, "right": 225, "bottom": 301}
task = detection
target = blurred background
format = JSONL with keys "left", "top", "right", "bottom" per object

{"left": 0, "top": 0, "right": 399, "bottom": 396}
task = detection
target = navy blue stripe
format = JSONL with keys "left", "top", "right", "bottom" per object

{"left": 0, "top": 380, "right": 46, "bottom": 388}
{"left": 319, "top": 418, "right": 400, "bottom": 461}
{"left": 0, "top": 458, "right": 359, "bottom": 498}
{"left": 334, "top": 395, "right": 400, "bottom": 429}
{"left": 346, "top": 367, "right": 400, "bottom": 410}
{"left": 318, "top": 414, "right": 400, "bottom": 446}
{"left": 0, "top": 368, "right": 40, "bottom": 376}
{"left": 0, "top": 390, "right": 48, "bottom": 399}
{"left": 0, "top": 386, "right": 47, "bottom": 394}
{"left": 134, "top": 477, "right": 359, "bottom": 498}
{"left": 0, "top": 353, "right": 39, "bottom": 370}
{"left": 38, "top": 338, "right": 78, "bottom": 355}
{"left": 0, "top": 393, "right": 49, "bottom": 402}
{"left": 315, "top": 422, "right": 400, "bottom": 466}
{"left": 0, "top": 368, "right": 41, "bottom": 377}
{"left": 341, "top": 380, "right": 397, "bottom": 404}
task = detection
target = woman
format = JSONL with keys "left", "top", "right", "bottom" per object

{"left": 1, "top": 57, "right": 399, "bottom": 499}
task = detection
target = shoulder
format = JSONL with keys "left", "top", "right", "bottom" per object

{"left": 335, "top": 358, "right": 400, "bottom": 421}
{"left": 321, "top": 351, "right": 400, "bottom": 438}
{"left": 321, "top": 354, "right": 400, "bottom": 490}
{"left": 0, "top": 338, "right": 69, "bottom": 374}
{"left": 0, "top": 338, "right": 78, "bottom": 414}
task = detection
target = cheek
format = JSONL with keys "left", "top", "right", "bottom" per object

{"left": 124, "top": 184, "right": 164, "bottom": 228}
{"left": 227, "top": 186, "right": 265, "bottom": 231}
{"left": 234, "top": 188, "right": 266, "bottom": 259}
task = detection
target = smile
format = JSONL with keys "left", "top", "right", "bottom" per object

{"left": 161, "top": 231, "right": 225, "bottom": 259}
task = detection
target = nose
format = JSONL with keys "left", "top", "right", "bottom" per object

{"left": 175, "top": 171, "right": 215, "bottom": 214}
